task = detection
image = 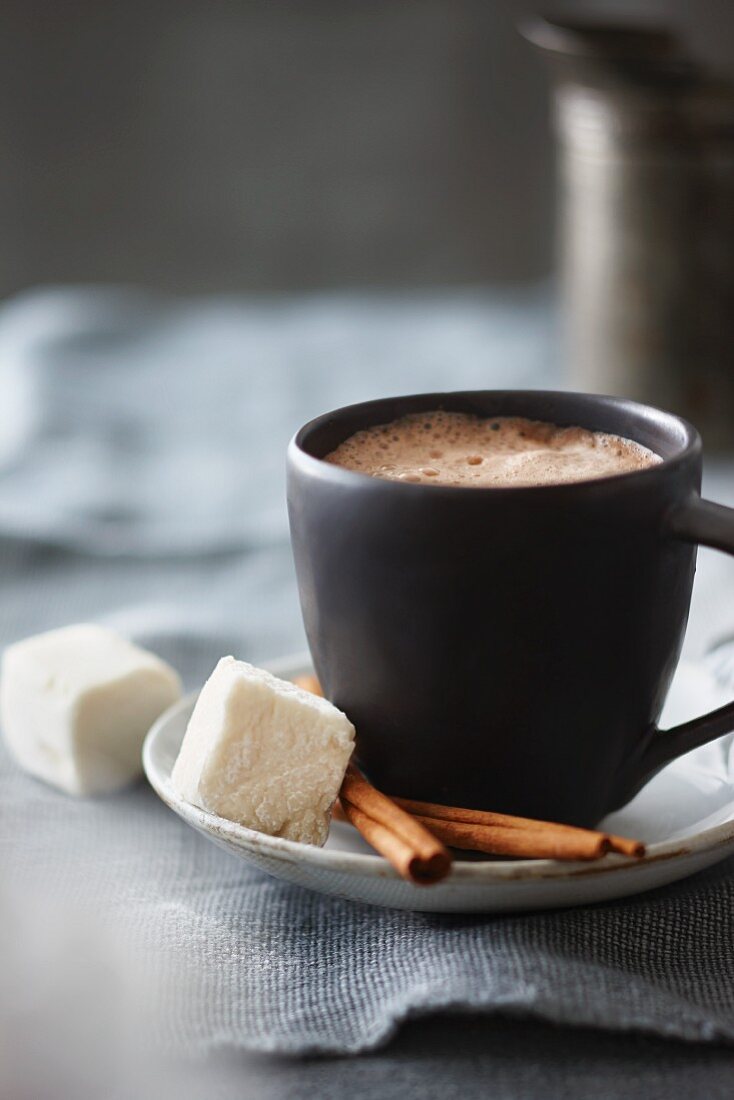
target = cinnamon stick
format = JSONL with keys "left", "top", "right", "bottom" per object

{"left": 340, "top": 798, "right": 450, "bottom": 885}
{"left": 339, "top": 765, "right": 452, "bottom": 884}
{"left": 605, "top": 835, "right": 645, "bottom": 858}
{"left": 411, "top": 814, "right": 609, "bottom": 861}
{"left": 339, "top": 793, "right": 636, "bottom": 861}
{"left": 293, "top": 674, "right": 324, "bottom": 697}
{"left": 338, "top": 796, "right": 615, "bottom": 861}
{"left": 394, "top": 796, "right": 645, "bottom": 859}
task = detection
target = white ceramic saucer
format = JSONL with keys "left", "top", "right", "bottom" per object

{"left": 143, "top": 654, "right": 734, "bottom": 913}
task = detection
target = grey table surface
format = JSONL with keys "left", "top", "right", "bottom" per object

{"left": 2, "top": 287, "right": 734, "bottom": 1099}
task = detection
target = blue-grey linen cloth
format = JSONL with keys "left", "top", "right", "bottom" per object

{"left": 1, "top": 286, "right": 734, "bottom": 1067}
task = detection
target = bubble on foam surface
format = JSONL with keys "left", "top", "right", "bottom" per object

{"left": 324, "top": 411, "right": 661, "bottom": 488}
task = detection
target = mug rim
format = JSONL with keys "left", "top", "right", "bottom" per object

{"left": 288, "top": 389, "right": 702, "bottom": 496}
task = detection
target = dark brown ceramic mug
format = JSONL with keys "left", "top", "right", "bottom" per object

{"left": 287, "top": 391, "right": 734, "bottom": 827}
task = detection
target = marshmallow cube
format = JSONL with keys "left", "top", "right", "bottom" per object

{"left": 1, "top": 624, "right": 182, "bottom": 796}
{"left": 171, "top": 656, "right": 355, "bottom": 846}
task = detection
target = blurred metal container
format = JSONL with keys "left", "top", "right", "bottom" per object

{"left": 523, "top": 18, "right": 734, "bottom": 446}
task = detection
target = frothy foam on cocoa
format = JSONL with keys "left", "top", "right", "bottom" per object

{"left": 324, "top": 411, "right": 660, "bottom": 488}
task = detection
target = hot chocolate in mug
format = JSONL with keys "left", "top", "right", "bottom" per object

{"left": 287, "top": 391, "right": 734, "bottom": 827}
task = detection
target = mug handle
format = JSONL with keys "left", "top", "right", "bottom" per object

{"left": 639, "top": 495, "right": 734, "bottom": 775}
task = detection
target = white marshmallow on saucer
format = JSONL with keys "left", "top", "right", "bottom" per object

{"left": 171, "top": 656, "right": 355, "bottom": 846}
{"left": 1, "top": 623, "right": 182, "bottom": 796}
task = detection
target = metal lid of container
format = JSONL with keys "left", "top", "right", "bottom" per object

{"left": 520, "top": 16, "right": 698, "bottom": 87}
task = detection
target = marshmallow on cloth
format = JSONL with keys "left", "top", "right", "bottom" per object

{"left": 1, "top": 623, "right": 182, "bottom": 796}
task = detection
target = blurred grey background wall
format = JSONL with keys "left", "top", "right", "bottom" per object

{"left": 2, "top": 0, "right": 734, "bottom": 294}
